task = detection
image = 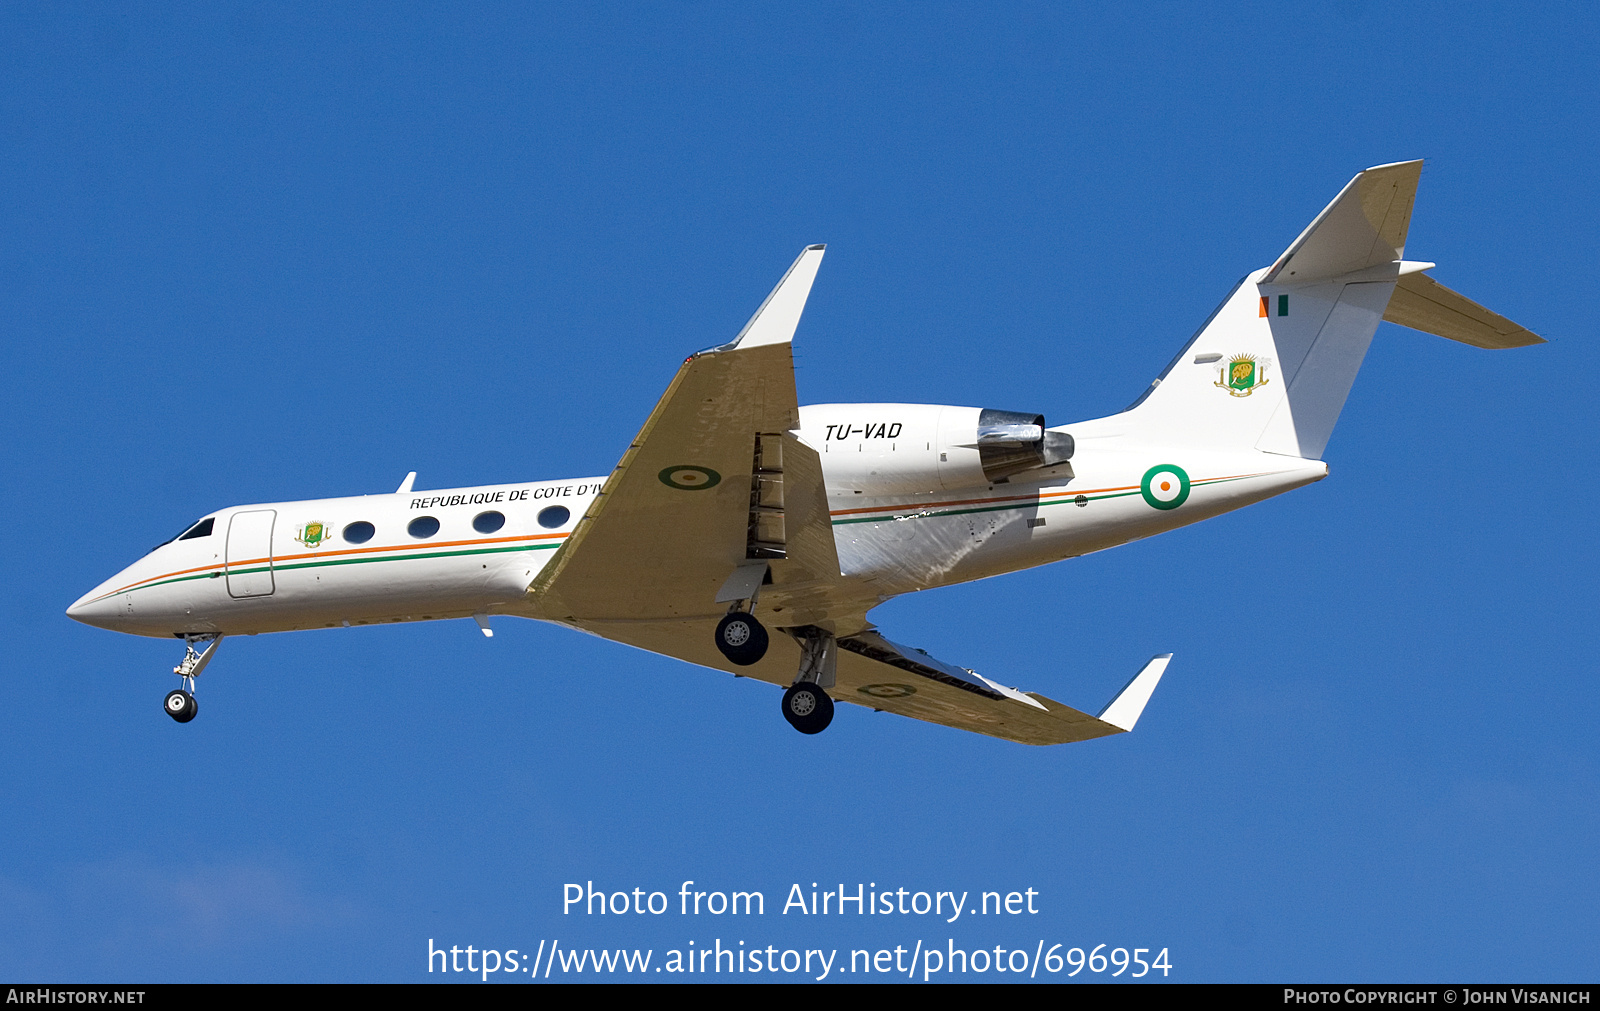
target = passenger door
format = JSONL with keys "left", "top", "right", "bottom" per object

{"left": 225, "top": 510, "right": 276, "bottom": 598}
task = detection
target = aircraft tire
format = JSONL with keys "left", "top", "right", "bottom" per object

{"left": 164, "top": 689, "right": 198, "bottom": 724}
{"left": 714, "top": 612, "right": 768, "bottom": 666}
{"left": 781, "top": 682, "right": 834, "bottom": 735}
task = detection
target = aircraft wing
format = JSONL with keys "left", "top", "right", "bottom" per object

{"left": 833, "top": 632, "right": 1170, "bottom": 745}
{"left": 525, "top": 243, "right": 1170, "bottom": 745}
{"left": 575, "top": 618, "right": 1171, "bottom": 745}
{"left": 529, "top": 245, "right": 851, "bottom": 626}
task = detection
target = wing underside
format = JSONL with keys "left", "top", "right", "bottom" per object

{"left": 572, "top": 617, "right": 1171, "bottom": 746}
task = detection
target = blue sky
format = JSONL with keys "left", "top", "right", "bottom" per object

{"left": 3, "top": 2, "right": 1596, "bottom": 982}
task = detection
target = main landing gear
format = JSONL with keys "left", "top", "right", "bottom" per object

{"left": 707, "top": 562, "right": 837, "bottom": 736}
{"left": 714, "top": 610, "right": 769, "bottom": 666}
{"left": 713, "top": 561, "right": 772, "bottom": 667}
{"left": 165, "top": 634, "right": 222, "bottom": 724}
{"left": 781, "top": 628, "right": 837, "bottom": 735}
{"left": 782, "top": 681, "right": 833, "bottom": 735}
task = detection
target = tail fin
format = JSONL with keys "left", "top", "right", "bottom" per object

{"left": 1124, "top": 161, "right": 1424, "bottom": 459}
{"left": 1119, "top": 160, "right": 1536, "bottom": 461}
{"left": 1125, "top": 161, "right": 1542, "bottom": 459}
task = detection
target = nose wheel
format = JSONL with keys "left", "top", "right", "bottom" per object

{"left": 164, "top": 689, "right": 198, "bottom": 723}
{"left": 163, "top": 634, "right": 221, "bottom": 724}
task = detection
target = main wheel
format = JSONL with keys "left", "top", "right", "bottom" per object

{"left": 781, "top": 682, "right": 834, "bottom": 735}
{"left": 714, "top": 611, "right": 769, "bottom": 666}
{"left": 164, "top": 689, "right": 198, "bottom": 723}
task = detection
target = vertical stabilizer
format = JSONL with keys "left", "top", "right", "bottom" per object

{"left": 1123, "top": 162, "right": 1425, "bottom": 460}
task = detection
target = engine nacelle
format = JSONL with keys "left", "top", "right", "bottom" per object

{"left": 799, "top": 404, "right": 1073, "bottom": 495}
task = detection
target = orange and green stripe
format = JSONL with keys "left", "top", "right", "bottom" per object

{"left": 828, "top": 473, "right": 1263, "bottom": 526}
{"left": 85, "top": 531, "right": 569, "bottom": 604}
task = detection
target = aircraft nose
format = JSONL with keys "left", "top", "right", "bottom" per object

{"left": 66, "top": 587, "right": 124, "bottom": 631}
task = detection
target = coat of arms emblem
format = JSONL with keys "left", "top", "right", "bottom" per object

{"left": 1216, "top": 354, "right": 1270, "bottom": 397}
{"left": 294, "top": 521, "right": 331, "bottom": 548}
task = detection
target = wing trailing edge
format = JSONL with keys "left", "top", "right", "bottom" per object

{"left": 528, "top": 246, "right": 839, "bottom": 624}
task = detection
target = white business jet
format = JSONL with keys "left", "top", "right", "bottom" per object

{"left": 68, "top": 161, "right": 1541, "bottom": 743}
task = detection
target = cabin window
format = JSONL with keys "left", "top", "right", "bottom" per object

{"left": 408, "top": 516, "right": 440, "bottom": 539}
{"left": 343, "top": 521, "right": 376, "bottom": 544}
{"left": 473, "top": 511, "right": 506, "bottom": 534}
{"left": 537, "top": 505, "right": 570, "bottom": 529}
{"left": 178, "top": 517, "right": 215, "bottom": 540}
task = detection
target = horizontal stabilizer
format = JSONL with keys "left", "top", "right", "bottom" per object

{"left": 1263, "top": 160, "right": 1422, "bottom": 284}
{"left": 1096, "top": 654, "right": 1172, "bottom": 732}
{"left": 1383, "top": 271, "right": 1544, "bottom": 349}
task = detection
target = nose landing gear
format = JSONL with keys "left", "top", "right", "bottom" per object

{"left": 164, "top": 634, "right": 221, "bottom": 724}
{"left": 164, "top": 688, "right": 198, "bottom": 723}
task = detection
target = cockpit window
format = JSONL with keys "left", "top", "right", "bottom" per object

{"left": 178, "top": 517, "right": 215, "bottom": 540}
{"left": 149, "top": 516, "right": 211, "bottom": 554}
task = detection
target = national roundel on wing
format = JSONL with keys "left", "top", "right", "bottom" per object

{"left": 1140, "top": 464, "right": 1191, "bottom": 510}
{"left": 657, "top": 465, "right": 722, "bottom": 491}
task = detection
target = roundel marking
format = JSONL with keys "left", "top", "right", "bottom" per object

{"left": 1140, "top": 464, "right": 1191, "bottom": 510}
{"left": 658, "top": 466, "right": 722, "bottom": 491}
{"left": 858, "top": 683, "right": 917, "bottom": 699}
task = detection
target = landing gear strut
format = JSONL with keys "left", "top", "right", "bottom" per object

{"left": 781, "top": 628, "right": 836, "bottom": 735}
{"left": 165, "top": 634, "right": 221, "bottom": 724}
{"left": 713, "top": 562, "right": 771, "bottom": 666}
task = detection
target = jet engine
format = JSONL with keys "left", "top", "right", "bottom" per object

{"left": 800, "top": 404, "right": 1074, "bottom": 495}
{"left": 970, "top": 408, "right": 1076, "bottom": 483}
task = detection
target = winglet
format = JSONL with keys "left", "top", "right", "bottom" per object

{"left": 724, "top": 245, "right": 826, "bottom": 349}
{"left": 1096, "top": 654, "right": 1172, "bottom": 732}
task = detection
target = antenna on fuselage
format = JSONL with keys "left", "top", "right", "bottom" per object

{"left": 396, "top": 471, "right": 417, "bottom": 494}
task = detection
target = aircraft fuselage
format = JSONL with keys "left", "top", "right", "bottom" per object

{"left": 68, "top": 406, "right": 1325, "bottom": 640}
